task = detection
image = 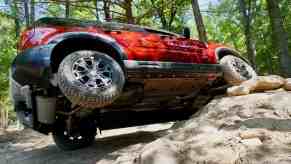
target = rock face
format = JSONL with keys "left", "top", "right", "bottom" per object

{"left": 227, "top": 75, "right": 286, "bottom": 96}
{"left": 128, "top": 91, "right": 291, "bottom": 164}
{"left": 255, "top": 75, "right": 285, "bottom": 91}
{"left": 284, "top": 78, "right": 291, "bottom": 91}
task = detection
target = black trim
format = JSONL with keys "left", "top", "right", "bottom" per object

{"left": 215, "top": 47, "right": 249, "bottom": 63}
{"left": 48, "top": 32, "right": 128, "bottom": 61}
{"left": 124, "top": 60, "right": 223, "bottom": 79}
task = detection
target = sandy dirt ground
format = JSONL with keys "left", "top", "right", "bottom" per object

{"left": 0, "top": 123, "right": 173, "bottom": 164}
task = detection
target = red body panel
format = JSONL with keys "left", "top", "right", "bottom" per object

{"left": 19, "top": 25, "right": 219, "bottom": 64}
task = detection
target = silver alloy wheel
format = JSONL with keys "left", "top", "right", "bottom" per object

{"left": 220, "top": 55, "right": 257, "bottom": 85}
{"left": 72, "top": 55, "right": 113, "bottom": 90}
{"left": 231, "top": 57, "right": 252, "bottom": 79}
{"left": 58, "top": 50, "right": 125, "bottom": 108}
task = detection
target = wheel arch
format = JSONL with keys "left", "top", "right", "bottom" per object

{"left": 49, "top": 32, "right": 127, "bottom": 73}
{"left": 215, "top": 47, "right": 249, "bottom": 63}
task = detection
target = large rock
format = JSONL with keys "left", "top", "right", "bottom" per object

{"left": 227, "top": 85, "right": 250, "bottom": 96}
{"left": 227, "top": 79, "right": 257, "bottom": 96}
{"left": 284, "top": 78, "right": 291, "bottom": 91}
{"left": 255, "top": 75, "right": 285, "bottom": 91}
{"left": 131, "top": 91, "right": 291, "bottom": 164}
{"left": 137, "top": 139, "right": 182, "bottom": 164}
{"left": 227, "top": 75, "right": 285, "bottom": 96}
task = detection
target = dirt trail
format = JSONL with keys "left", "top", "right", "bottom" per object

{"left": 0, "top": 123, "right": 173, "bottom": 164}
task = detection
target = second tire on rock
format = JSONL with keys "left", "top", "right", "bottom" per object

{"left": 220, "top": 55, "right": 257, "bottom": 85}
{"left": 57, "top": 50, "right": 125, "bottom": 108}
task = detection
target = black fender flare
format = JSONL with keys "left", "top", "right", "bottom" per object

{"left": 49, "top": 32, "right": 127, "bottom": 66}
{"left": 215, "top": 47, "right": 250, "bottom": 63}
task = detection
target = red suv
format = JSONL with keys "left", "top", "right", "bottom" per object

{"left": 10, "top": 17, "right": 256, "bottom": 150}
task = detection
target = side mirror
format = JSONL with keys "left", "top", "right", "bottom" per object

{"left": 183, "top": 27, "right": 191, "bottom": 39}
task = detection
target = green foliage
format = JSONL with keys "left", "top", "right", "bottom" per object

{"left": 204, "top": 0, "right": 246, "bottom": 58}
{"left": 0, "top": 16, "right": 16, "bottom": 99}
{"left": 0, "top": 15, "right": 17, "bottom": 123}
{"left": 47, "top": 2, "right": 64, "bottom": 17}
{"left": 203, "top": 0, "right": 289, "bottom": 74}
{"left": 70, "top": 2, "right": 97, "bottom": 20}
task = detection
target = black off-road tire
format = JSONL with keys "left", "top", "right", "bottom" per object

{"left": 220, "top": 55, "right": 257, "bottom": 85}
{"left": 57, "top": 50, "right": 125, "bottom": 108}
{"left": 52, "top": 119, "right": 97, "bottom": 151}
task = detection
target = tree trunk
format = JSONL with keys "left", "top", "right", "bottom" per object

{"left": 168, "top": 3, "right": 177, "bottom": 31}
{"left": 124, "top": 0, "right": 134, "bottom": 24}
{"left": 0, "top": 105, "right": 3, "bottom": 129}
{"left": 191, "top": 0, "right": 207, "bottom": 42}
{"left": 238, "top": 0, "right": 257, "bottom": 70}
{"left": 65, "top": 0, "right": 70, "bottom": 18}
{"left": 103, "top": 0, "right": 111, "bottom": 22}
{"left": 266, "top": 51, "right": 274, "bottom": 74}
{"left": 30, "top": 0, "right": 35, "bottom": 23}
{"left": 266, "top": 0, "right": 291, "bottom": 76}
{"left": 0, "top": 104, "right": 8, "bottom": 129}
{"left": 94, "top": 0, "right": 100, "bottom": 21}
{"left": 150, "top": 0, "right": 168, "bottom": 30}
{"left": 9, "top": 0, "right": 20, "bottom": 37}
{"left": 24, "top": 0, "right": 30, "bottom": 27}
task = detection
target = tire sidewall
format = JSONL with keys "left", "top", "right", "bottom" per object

{"left": 220, "top": 55, "right": 257, "bottom": 85}
{"left": 57, "top": 50, "right": 125, "bottom": 108}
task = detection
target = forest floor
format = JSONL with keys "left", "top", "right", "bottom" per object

{"left": 0, "top": 123, "right": 173, "bottom": 164}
